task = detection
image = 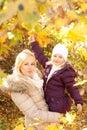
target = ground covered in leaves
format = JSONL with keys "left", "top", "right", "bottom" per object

{"left": 13, "top": 100, "right": 87, "bottom": 130}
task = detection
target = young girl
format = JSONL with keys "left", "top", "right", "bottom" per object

{"left": 29, "top": 35, "right": 83, "bottom": 114}
{"left": 0, "top": 49, "right": 61, "bottom": 130}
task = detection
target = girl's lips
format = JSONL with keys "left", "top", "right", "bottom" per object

{"left": 54, "top": 61, "right": 59, "bottom": 64}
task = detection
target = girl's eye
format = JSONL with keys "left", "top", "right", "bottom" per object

{"left": 59, "top": 56, "right": 62, "bottom": 58}
{"left": 53, "top": 55, "right": 63, "bottom": 59}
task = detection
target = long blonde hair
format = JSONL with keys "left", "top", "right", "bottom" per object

{"left": 13, "top": 49, "right": 36, "bottom": 74}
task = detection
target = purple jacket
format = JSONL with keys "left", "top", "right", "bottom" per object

{"left": 31, "top": 41, "right": 83, "bottom": 113}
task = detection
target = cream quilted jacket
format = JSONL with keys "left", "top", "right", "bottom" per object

{"left": 1, "top": 73, "right": 60, "bottom": 128}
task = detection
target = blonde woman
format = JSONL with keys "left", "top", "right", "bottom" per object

{"left": 1, "top": 49, "right": 61, "bottom": 129}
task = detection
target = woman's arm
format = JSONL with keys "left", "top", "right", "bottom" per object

{"left": 29, "top": 88, "right": 48, "bottom": 110}
{"left": 11, "top": 92, "right": 60, "bottom": 122}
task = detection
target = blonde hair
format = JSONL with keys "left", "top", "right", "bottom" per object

{"left": 13, "top": 49, "right": 36, "bottom": 74}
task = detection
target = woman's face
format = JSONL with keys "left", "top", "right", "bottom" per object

{"left": 20, "top": 55, "right": 36, "bottom": 77}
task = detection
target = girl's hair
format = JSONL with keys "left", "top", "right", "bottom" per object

{"left": 13, "top": 49, "right": 35, "bottom": 74}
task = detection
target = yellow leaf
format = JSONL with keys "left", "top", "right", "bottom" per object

{"left": 17, "top": 0, "right": 39, "bottom": 29}
{"left": 0, "top": 80, "right": 3, "bottom": 86}
{"left": 54, "top": 18, "right": 67, "bottom": 28}
{"left": 0, "top": 33, "right": 7, "bottom": 43}
{"left": 65, "top": 112, "right": 76, "bottom": 124}
{"left": 0, "top": 0, "right": 38, "bottom": 26}
{"left": 17, "top": 0, "right": 37, "bottom": 14}
{"left": 81, "top": 3, "right": 87, "bottom": 12}
{"left": 38, "top": 4, "right": 47, "bottom": 14}
{"left": 78, "top": 15, "right": 87, "bottom": 24}
{"left": 68, "top": 23, "right": 87, "bottom": 41}
{"left": 36, "top": 30, "right": 51, "bottom": 47}
{"left": 27, "top": 128, "right": 33, "bottom": 130}
{"left": 0, "top": 29, "right": 8, "bottom": 42}
{"left": 45, "top": 125, "right": 59, "bottom": 130}
{"left": 60, "top": 116, "right": 67, "bottom": 124}
{"left": 0, "top": 1, "right": 17, "bottom": 25}
{"left": 74, "top": 80, "right": 87, "bottom": 86}
{"left": 13, "top": 124, "right": 24, "bottom": 130}
{"left": 45, "top": 125, "right": 64, "bottom": 130}
{"left": 68, "top": 31, "right": 85, "bottom": 41}
{"left": 77, "top": 47, "right": 87, "bottom": 60}
{"left": 67, "top": 10, "right": 77, "bottom": 20}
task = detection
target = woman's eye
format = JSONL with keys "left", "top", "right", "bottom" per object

{"left": 31, "top": 63, "right": 35, "bottom": 66}
{"left": 24, "top": 63, "right": 28, "bottom": 65}
{"left": 53, "top": 55, "right": 57, "bottom": 57}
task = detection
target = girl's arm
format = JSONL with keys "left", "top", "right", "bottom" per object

{"left": 62, "top": 66, "right": 83, "bottom": 113}
{"left": 29, "top": 35, "right": 49, "bottom": 68}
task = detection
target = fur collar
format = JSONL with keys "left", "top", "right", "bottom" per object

{"left": 1, "top": 73, "right": 39, "bottom": 94}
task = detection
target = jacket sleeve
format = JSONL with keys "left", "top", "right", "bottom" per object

{"left": 11, "top": 92, "right": 60, "bottom": 122}
{"left": 62, "top": 67, "right": 83, "bottom": 105}
{"left": 29, "top": 88, "right": 48, "bottom": 110}
{"left": 31, "top": 41, "right": 48, "bottom": 68}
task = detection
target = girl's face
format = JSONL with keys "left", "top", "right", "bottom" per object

{"left": 20, "top": 55, "right": 36, "bottom": 77}
{"left": 52, "top": 53, "right": 65, "bottom": 66}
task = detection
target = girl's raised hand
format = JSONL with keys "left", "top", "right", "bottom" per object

{"left": 29, "top": 34, "right": 36, "bottom": 43}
